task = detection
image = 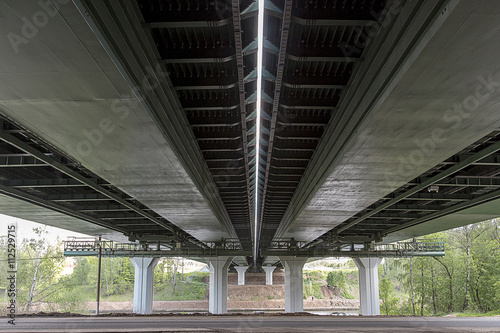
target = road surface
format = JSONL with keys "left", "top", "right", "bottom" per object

{"left": 1, "top": 315, "right": 500, "bottom": 332}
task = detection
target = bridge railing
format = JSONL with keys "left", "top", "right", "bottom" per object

{"left": 261, "top": 238, "right": 445, "bottom": 257}
{"left": 374, "top": 239, "right": 445, "bottom": 253}
{"left": 64, "top": 237, "right": 114, "bottom": 253}
{"left": 63, "top": 238, "right": 253, "bottom": 257}
{"left": 63, "top": 238, "right": 445, "bottom": 258}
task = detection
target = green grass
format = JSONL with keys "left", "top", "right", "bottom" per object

{"left": 342, "top": 289, "right": 355, "bottom": 299}
{"left": 303, "top": 272, "right": 326, "bottom": 299}
{"left": 65, "top": 273, "right": 211, "bottom": 302}
{"left": 155, "top": 280, "right": 208, "bottom": 301}
{"left": 101, "top": 291, "right": 133, "bottom": 302}
{"left": 456, "top": 310, "right": 500, "bottom": 317}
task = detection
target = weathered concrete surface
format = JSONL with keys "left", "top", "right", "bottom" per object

{"left": 282, "top": 1, "right": 500, "bottom": 242}
{"left": 0, "top": 194, "right": 127, "bottom": 242}
{"left": 0, "top": 0, "right": 233, "bottom": 241}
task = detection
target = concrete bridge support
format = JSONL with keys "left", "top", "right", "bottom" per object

{"left": 130, "top": 257, "right": 159, "bottom": 314}
{"left": 262, "top": 265, "right": 276, "bottom": 285}
{"left": 206, "top": 256, "right": 233, "bottom": 314}
{"left": 235, "top": 265, "right": 249, "bottom": 285}
{"left": 280, "top": 256, "right": 307, "bottom": 313}
{"left": 354, "top": 257, "right": 383, "bottom": 316}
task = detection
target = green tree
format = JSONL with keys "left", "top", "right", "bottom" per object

{"left": 16, "top": 227, "right": 65, "bottom": 312}
{"left": 326, "top": 271, "right": 346, "bottom": 289}
{"left": 379, "top": 278, "right": 398, "bottom": 315}
{"left": 468, "top": 220, "right": 500, "bottom": 312}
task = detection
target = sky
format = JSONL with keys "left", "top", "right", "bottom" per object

{"left": 0, "top": 213, "right": 91, "bottom": 244}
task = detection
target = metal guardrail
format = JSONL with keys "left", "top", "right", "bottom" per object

{"left": 374, "top": 238, "right": 445, "bottom": 253}
{"left": 261, "top": 239, "right": 445, "bottom": 258}
{"left": 63, "top": 237, "right": 253, "bottom": 257}
{"left": 63, "top": 237, "right": 444, "bottom": 258}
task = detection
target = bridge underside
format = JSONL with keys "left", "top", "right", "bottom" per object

{"left": 0, "top": 0, "right": 499, "bottom": 270}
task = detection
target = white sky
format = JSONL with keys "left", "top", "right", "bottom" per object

{"left": 0, "top": 213, "right": 91, "bottom": 244}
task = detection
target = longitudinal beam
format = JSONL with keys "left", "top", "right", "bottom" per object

{"left": 146, "top": 18, "right": 232, "bottom": 28}
{"left": 0, "top": 129, "right": 180, "bottom": 234}
{"left": 0, "top": 184, "right": 128, "bottom": 234}
{"left": 336, "top": 140, "right": 500, "bottom": 234}
{"left": 231, "top": 0, "right": 252, "bottom": 241}
{"left": 0, "top": 155, "right": 47, "bottom": 167}
{"left": 383, "top": 186, "right": 500, "bottom": 235}
{"left": 2, "top": 178, "right": 100, "bottom": 187}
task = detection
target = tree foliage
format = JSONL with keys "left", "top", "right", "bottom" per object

{"left": 379, "top": 278, "right": 398, "bottom": 315}
{"left": 382, "top": 219, "right": 500, "bottom": 315}
{"left": 326, "top": 270, "right": 346, "bottom": 289}
{"left": 16, "top": 227, "right": 65, "bottom": 312}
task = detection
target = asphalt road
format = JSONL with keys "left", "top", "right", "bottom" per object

{"left": 1, "top": 315, "right": 499, "bottom": 332}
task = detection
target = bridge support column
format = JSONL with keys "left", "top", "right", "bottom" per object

{"left": 354, "top": 257, "right": 382, "bottom": 316}
{"left": 206, "top": 256, "right": 233, "bottom": 314}
{"left": 130, "top": 257, "right": 159, "bottom": 314}
{"left": 262, "top": 265, "right": 276, "bottom": 285}
{"left": 234, "top": 265, "right": 248, "bottom": 285}
{"left": 280, "top": 256, "right": 307, "bottom": 313}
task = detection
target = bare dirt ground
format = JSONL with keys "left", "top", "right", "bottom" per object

{"left": 16, "top": 298, "right": 358, "bottom": 313}
{"left": 6, "top": 275, "right": 359, "bottom": 314}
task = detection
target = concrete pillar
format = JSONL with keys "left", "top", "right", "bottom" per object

{"left": 262, "top": 265, "right": 276, "bottom": 285}
{"left": 280, "top": 256, "right": 307, "bottom": 313}
{"left": 206, "top": 256, "right": 233, "bottom": 314}
{"left": 354, "top": 257, "right": 383, "bottom": 316}
{"left": 130, "top": 257, "right": 159, "bottom": 314}
{"left": 234, "top": 266, "right": 249, "bottom": 285}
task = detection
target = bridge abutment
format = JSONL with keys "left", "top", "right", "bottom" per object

{"left": 206, "top": 256, "right": 233, "bottom": 314}
{"left": 280, "top": 256, "right": 307, "bottom": 313}
{"left": 130, "top": 257, "right": 159, "bottom": 314}
{"left": 354, "top": 257, "right": 383, "bottom": 316}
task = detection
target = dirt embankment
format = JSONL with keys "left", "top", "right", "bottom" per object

{"left": 8, "top": 272, "right": 359, "bottom": 314}
{"left": 100, "top": 282, "right": 358, "bottom": 312}
{"left": 11, "top": 297, "right": 359, "bottom": 314}
{"left": 204, "top": 272, "right": 286, "bottom": 285}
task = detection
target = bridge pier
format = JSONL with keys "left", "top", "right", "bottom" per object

{"left": 354, "top": 257, "right": 383, "bottom": 316}
{"left": 206, "top": 256, "right": 233, "bottom": 314}
{"left": 234, "top": 265, "right": 249, "bottom": 285}
{"left": 262, "top": 265, "right": 276, "bottom": 285}
{"left": 280, "top": 256, "right": 307, "bottom": 313}
{"left": 130, "top": 257, "right": 159, "bottom": 314}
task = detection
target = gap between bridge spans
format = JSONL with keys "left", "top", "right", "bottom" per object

{"left": 252, "top": 0, "right": 265, "bottom": 263}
